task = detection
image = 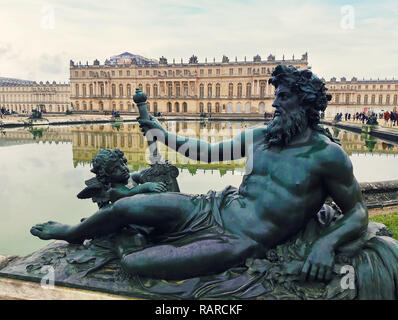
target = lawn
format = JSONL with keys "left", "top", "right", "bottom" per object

{"left": 369, "top": 212, "right": 398, "bottom": 239}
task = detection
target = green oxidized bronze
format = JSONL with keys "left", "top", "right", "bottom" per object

{"left": 27, "top": 65, "right": 398, "bottom": 299}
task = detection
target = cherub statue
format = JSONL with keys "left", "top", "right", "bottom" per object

{"left": 77, "top": 149, "right": 167, "bottom": 208}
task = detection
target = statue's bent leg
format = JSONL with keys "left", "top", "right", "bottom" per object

{"left": 31, "top": 193, "right": 196, "bottom": 242}
{"left": 120, "top": 236, "right": 258, "bottom": 279}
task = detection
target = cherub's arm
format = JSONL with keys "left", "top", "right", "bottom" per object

{"left": 301, "top": 145, "right": 368, "bottom": 282}
{"left": 107, "top": 182, "right": 167, "bottom": 203}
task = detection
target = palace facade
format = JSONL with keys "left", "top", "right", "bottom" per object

{"left": 69, "top": 52, "right": 309, "bottom": 115}
{"left": 0, "top": 77, "right": 70, "bottom": 114}
{"left": 325, "top": 77, "right": 398, "bottom": 118}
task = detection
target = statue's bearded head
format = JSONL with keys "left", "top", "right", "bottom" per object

{"left": 91, "top": 149, "right": 130, "bottom": 185}
{"left": 265, "top": 65, "right": 332, "bottom": 148}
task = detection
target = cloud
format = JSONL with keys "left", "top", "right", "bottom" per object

{"left": 39, "top": 53, "right": 64, "bottom": 74}
{"left": 0, "top": 0, "right": 397, "bottom": 81}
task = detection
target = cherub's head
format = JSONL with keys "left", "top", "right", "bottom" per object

{"left": 91, "top": 149, "right": 130, "bottom": 185}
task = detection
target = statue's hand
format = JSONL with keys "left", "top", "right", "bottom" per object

{"left": 140, "top": 182, "right": 167, "bottom": 193}
{"left": 300, "top": 241, "right": 335, "bottom": 282}
{"left": 137, "top": 115, "right": 164, "bottom": 136}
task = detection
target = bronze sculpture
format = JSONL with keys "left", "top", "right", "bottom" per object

{"left": 28, "top": 65, "right": 398, "bottom": 299}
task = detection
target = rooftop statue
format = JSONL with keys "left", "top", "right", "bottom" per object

{"left": 28, "top": 65, "right": 398, "bottom": 299}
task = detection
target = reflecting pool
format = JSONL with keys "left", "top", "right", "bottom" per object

{"left": 0, "top": 121, "right": 398, "bottom": 255}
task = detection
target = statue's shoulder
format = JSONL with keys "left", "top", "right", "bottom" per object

{"left": 312, "top": 131, "right": 352, "bottom": 173}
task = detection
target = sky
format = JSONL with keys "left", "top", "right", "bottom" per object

{"left": 0, "top": 0, "right": 397, "bottom": 83}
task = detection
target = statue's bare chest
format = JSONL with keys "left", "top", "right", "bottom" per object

{"left": 245, "top": 143, "right": 322, "bottom": 192}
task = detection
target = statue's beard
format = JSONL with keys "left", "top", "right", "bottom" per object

{"left": 264, "top": 108, "right": 308, "bottom": 148}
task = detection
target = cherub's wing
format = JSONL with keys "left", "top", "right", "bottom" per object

{"left": 77, "top": 177, "right": 103, "bottom": 199}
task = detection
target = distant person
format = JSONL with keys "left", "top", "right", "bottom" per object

{"left": 390, "top": 111, "right": 396, "bottom": 127}
{"left": 384, "top": 111, "right": 390, "bottom": 126}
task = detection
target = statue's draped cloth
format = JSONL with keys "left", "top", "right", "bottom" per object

{"left": 8, "top": 186, "right": 398, "bottom": 300}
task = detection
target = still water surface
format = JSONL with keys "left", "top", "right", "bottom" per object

{"left": 0, "top": 121, "right": 397, "bottom": 255}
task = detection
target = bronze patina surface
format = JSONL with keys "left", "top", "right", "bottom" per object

{"left": 9, "top": 65, "right": 398, "bottom": 299}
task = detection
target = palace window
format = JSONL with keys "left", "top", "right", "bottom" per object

{"left": 215, "top": 102, "right": 220, "bottom": 113}
{"left": 228, "top": 83, "right": 233, "bottom": 97}
{"left": 237, "top": 83, "right": 242, "bottom": 98}
{"left": 154, "top": 102, "right": 158, "bottom": 113}
{"left": 229, "top": 68, "right": 233, "bottom": 75}
{"left": 146, "top": 84, "right": 151, "bottom": 96}
{"left": 183, "top": 102, "right": 187, "bottom": 113}
{"left": 175, "top": 102, "right": 180, "bottom": 113}
{"left": 153, "top": 84, "right": 158, "bottom": 96}
{"left": 364, "top": 95, "right": 368, "bottom": 104}
{"left": 207, "top": 102, "right": 212, "bottom": 113}
{"left": 386, "top": 95, "right": 390, "bottom": 105}
{"left": 176, "top": 84, "right": 180, "bottom": 97}
{"left": 394, "top": 95, "right": 397, "bottom": 105}
{"left": 168, "top": 102, "right": 172, "bottom": 112}
{"left": 199, "top": 84, "right": 204, "bottom": 98}
{"left": 119, "top": 71, "right": 122, "bottom": 76}
{"left": 89, "top": 84, "right": 93, "bottom": 96}
{"left": 138, "top": 70, "right": 142, "bottom": 76}
{"left": 238, "top": 68, "right": 242, "bottom": 75}
{"left": 168, "top": 83, "right": 173, "bottom": 96}
{"left": 335, "top": 94, "right": 340, "bottom": 103}
{"left": 127, "top": 71, "right": 130, "bottom": 76}
{"left": 100, "top": 84, "right": 104, "bottom": 96}
{"left": 199, "top": 102, "right": 204, "bottom": 113}
{"left": 371, "top": 95, "right": 375, "bottom": 104}
{"left": 119, "top": 84, "right": 123, "bottom": 97}
{"left": 357, "top": 95, "right": 361, "bottom": 104}
{"left": 146, "top": 70, "right": 149, "bottom": 76}
{"left": 248, "top": 68, "right": 252, "bottom": 75}
{"left": 112, "top": 71, "right": 115, "bottom": 76}
{"left": 82, "top": 85, "right": 86, "bottom": 97}
{"left": 215, "top": 83, "right": 221, "bottom": 98}
{"left": 260, "top": 83, "right": 266, "bottom": 97}
{"left": 75, "top": 84, "right": 79, "bottom": 96}
{"left": 183, "top": 83, "right": 188, "bottom": 96}
{"left": 208, "top": 69, "right": 212, "bottom": 75}
{"left": 216, "top": 69, "right": 220, "bottom": 75}
{"left": 345, "top": 94, "right": 350, "bottom": 104}
{"left": 379, "top": 95, "right": 383, "bottom": 104}
{"left": 200, "top": 69, "right": 204, "bottom": 75}
{"left": 112, "top": 84, "right": 116, "bottom": 97}
{"left": 246, "top": 83, "right": 252, "bottom": 97}
{"left": 127, "top": 84, "right": 131, "bottom": 96}
{"left": 207, "top": 84, "right": 212, "bottom": 98}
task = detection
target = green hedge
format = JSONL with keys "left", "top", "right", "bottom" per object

{"left": 369, "top": 212, "right": 398, "bottom": 240}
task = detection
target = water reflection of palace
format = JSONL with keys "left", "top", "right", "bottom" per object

{"left": 1, "top": 123, "right": 398, "bottom": 174}
{"left": 71, "top": 122, "right": 253, "bottom": 175}
{"left": 328, "top": 127, "right": 398, "bottom": 155}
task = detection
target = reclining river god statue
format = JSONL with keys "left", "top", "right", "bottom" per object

{"left": 26, "top": 65, "right": 398, "bottom": 299}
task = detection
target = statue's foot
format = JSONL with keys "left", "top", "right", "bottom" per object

{"left": 30, "top": 221, "right": 76, "bottom": 242}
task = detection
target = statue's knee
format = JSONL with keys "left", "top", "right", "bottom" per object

{"left": 112, "top": 199, "right": 131, "bottom": 219}
{"left": 120, "top": 253, "right": 146, "bottom": 274}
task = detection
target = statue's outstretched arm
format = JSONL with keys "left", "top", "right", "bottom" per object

{"left": 138, "top": 115, "right": 261, "bottom": 163}
{"left": 301, "top": 145, "right": 368, "bottom": 282}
